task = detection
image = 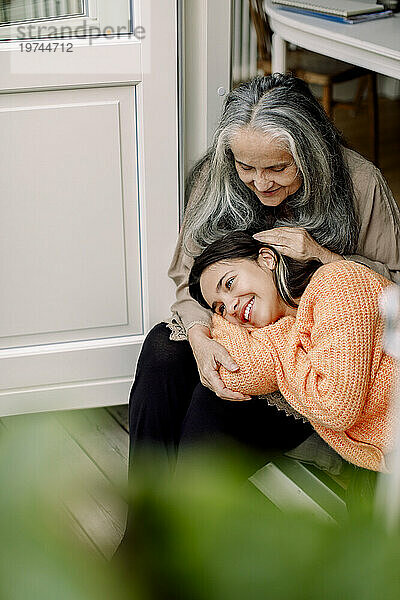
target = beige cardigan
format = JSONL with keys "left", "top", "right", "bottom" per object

{"left": 167, "top": 148, "right": 400, "bottom": 339}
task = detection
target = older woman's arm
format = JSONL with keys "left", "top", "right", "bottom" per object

{"left": 168, "top": 226, "right": 251, "bottom": 402}
{"left": 344, "top": 165, "right": 400, "bottom": 284}
{"left": 168, "top": 225, "right": 212, "bottom": 334}
{"left": 254, "top": 153, "right": 400, "bottom": 284}
{"left": 167, "top": 157, "right": 214, "bottom": 337}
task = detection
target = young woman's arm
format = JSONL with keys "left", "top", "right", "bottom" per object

{"left": 266, "top": 263, "right": 391, "bottom": 430}
{"left": 213, "top": 262, "right": 392, "bottom": 429}
{"left": 211, "top": 315, "right": 282, "bottom": 396}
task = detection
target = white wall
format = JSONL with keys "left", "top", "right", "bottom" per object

{"left": 183, "top": 0, "right": 232, "bottom": 178}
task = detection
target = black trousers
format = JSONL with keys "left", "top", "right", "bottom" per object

{"left": 128, "top": 323, "right": 313, "bottom": 475}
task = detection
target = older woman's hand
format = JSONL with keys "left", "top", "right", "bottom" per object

{"left": 187, "top": 324, "right": 252, "bottom": 401}
{"left": 253, "top": 227, "right": 342, "bottom": 264}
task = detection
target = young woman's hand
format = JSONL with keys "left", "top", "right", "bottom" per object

{"left": 253, "top": 227, "right": 342, "bottom": 264}
{"left": 187, "top": 324, "right": 252, "bottom": 401}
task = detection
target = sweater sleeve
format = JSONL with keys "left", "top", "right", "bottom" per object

{"left": 168, "top": 225, "right": 212, "bottom": 333}
{"left": 211, "top": 315, "right": 283, "bottom": 396}
{"left": 167, "top": 159, "right": 213, "bottom": 335}
{"left": 264, "top": 263, "right": 387, "bottom": 431}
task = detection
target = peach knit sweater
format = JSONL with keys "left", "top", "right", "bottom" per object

{"left": 212, "top": 261, "right": 395, "bottom": 472}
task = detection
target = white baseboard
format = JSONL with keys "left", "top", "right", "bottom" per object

{"left": 0, "top": 378, "right": 132, "bottom": 417}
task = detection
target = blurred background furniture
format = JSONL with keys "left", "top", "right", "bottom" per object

{"left": 249, "top": 0, "right": 379, "bottom": 164}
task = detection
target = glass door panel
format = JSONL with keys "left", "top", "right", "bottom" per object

{"left": 0, "top": 0, "right": 133, "bottom": 40}
{"left": 0, "top": 1, "right": 84, "bottom": 24}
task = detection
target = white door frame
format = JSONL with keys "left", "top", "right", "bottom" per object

{"left": 182, "top": 0, "right": 232, "bottom": 188}
{"left": 0, "top": 0, "right": 180, "bottom": 416}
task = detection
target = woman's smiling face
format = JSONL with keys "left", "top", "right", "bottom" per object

{"left": 230, "top": 128, "right": 302, "bottom": 207}
{"left": 200, "top": 252, "right": 293, "bottom": 328}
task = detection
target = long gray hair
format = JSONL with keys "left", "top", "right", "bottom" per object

{"left": 183, "top": 73, "right": 359, "bottom": 255}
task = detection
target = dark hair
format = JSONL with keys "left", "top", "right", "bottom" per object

{"left": 183, "top": 73, "right": 359, "bottom": 255}
{"left": 189, "top": 230, "right": 321, "bottom": 311}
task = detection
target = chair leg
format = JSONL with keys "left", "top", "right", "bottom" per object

{"left": 322, "top": 83, "right": 333, "bottom": 119}
{"left": 354, "top": 76, "right": 368, "bottom": 116}
{"left": 367, "top": 72, "right": 379, "bottom": 166}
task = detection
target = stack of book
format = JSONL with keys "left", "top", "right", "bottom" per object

{"left": 271, "top": 1, "right": 394, "bottom": 24}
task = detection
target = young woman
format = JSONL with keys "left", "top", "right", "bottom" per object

{"left": 129, "top": 73, "right": 400, "bottom": 473}
{"left": 189, "top": 231, "right": 395, "bottom": 472}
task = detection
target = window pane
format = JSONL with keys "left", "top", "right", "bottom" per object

{"left": 0, "top": 0, "right": 84, "bottom": 25}
{"left": 0, "top": 0, "right": 134, "bottom": 40}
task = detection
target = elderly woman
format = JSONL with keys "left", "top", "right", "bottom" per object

{"left": 129, "top": 73, "right": 400, "bottom": 472}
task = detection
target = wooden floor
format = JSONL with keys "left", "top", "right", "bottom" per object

{"left": 0, "top": 403, "right": 351, "bottom": 564}
{"left": 0, "top": 406, "right": 130, "bottom": 560}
